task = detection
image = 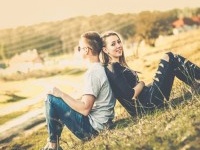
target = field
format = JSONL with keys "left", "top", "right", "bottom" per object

{"left": 0, "top": 29, "right": 200, "bottom": 150}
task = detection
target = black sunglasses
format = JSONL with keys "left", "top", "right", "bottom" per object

{"left": 78, "top": 46, "right": 92, "bottom": 52}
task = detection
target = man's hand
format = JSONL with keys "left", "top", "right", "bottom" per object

{"left": 47, "top": 86, "right": 62, "bottom": 98}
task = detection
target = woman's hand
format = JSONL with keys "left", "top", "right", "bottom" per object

{"left": 132, "top": 81, "right": 145, "bottom": 100}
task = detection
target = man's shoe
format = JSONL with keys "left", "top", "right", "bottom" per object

{"left": 41, "top": 143, "right": 63, "bottom": 150}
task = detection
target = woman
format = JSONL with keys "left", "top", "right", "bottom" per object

{"left": 42, "top": 31, "right": 116, "bottom": 150}
{"left": 101, "top": 31, "right": 200, "bottom": 116}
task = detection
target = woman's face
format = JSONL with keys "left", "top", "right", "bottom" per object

{"left": 103, "top": 35, "right": 123, "bottom": 61}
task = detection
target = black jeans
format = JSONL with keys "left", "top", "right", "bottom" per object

{"left": 138, "top": 52, "right": 200, "bottom": 109}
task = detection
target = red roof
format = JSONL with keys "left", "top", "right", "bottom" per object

{"left": 192, "top": 16, "right": 200, "bottom": 23}
{"left": 172, "top": 17, "right": 200, "bottom": 28}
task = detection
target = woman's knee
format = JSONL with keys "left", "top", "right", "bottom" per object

{"left": 161, "top": 53, "right": 170, "bottom": 62}
{"left": 162, "top": 52, "right": 176, "bottom": 62}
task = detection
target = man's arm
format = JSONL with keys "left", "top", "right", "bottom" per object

{"left": 132, "top": 81, "right": 145, "bottom": 100}
{"left": 48, "top": 87, "right": 95, "bottom": 116}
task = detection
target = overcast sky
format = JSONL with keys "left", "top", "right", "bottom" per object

{"left": 0, "top": 0, "right": 199, "bottom": 29}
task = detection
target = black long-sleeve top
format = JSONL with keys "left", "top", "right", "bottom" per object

{"left": 105, "top": 62, "right": 139, "bottom": 98}
{"left": 105, "top": 62, "right": 140, "bottom": 116}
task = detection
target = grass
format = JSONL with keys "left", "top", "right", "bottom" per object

{"left": 0, "top": 111, "right": 27, "bottom": 125}
{"left": 1, "top": 29, "right": 200, "bottom": 149}
{"left": 0, "top": 92, "right": 26, "bottom": 103}
{"left": 0, "top": 67, "right": 86, "bottom": 81}
{"left": 0, "top": 101, "right": 43, "bottom": 125}
{"left": 3, "top": 94, "right": 200, "bottom": 150}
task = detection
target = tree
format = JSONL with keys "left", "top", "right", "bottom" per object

{"left": 118, "top": 23, "right": 136, "bottom": 40}
{"left": 194, "top": 7, "right": 200, "bottom": 16}
{"left": 0, "top": 43, "right": 7, "bottom": 66}
{"left": 134, "top": 11, "right": 159, "bottom": 47}
{"left": 134, "top": 10, "right": 177, "bottom": 47}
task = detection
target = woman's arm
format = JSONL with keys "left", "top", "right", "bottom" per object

{"left": 132, "top": 81, "right": 145, "bottom": 100}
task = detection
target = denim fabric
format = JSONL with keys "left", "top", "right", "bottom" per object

{"left": 104, "top": 52, "right": 200, "bottom": 116}
{"left": 141, "top": 52, "right": 200, "bottom": 108}
{"left": 147, "top": 59, "right": 173, "bottom": 107}
{"left": 45, "top": 94, "right": 98, "bottom": 142}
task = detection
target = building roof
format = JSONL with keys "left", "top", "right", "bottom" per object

{"left": 172, "top": 17, "right": 200, "bottom": 28}
{"left": 9, "top": 49, "right": 43, "bottom": 66}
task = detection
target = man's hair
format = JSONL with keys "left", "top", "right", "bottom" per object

{"left": 81, "top": 31, "right": 103, "bottom": 55}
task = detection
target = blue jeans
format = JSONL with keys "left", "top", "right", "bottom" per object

{"left": 45, "top": 94, "right": 98, "bottom": 142}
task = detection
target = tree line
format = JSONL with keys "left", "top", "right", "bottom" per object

{"left": 0, "top": 7, "right": 199, "bottom": 61}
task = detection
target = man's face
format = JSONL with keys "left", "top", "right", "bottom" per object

{"left": 78, "top": 38, "right": 90, "bottom": 59}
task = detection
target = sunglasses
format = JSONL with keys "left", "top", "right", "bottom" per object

{"left": 78, "top": 46, "right": 92, "bottom": 52}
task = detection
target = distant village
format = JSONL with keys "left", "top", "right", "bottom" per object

{"left": 0, "top": 48, "right": 84, "bottom": 76}
{"left": 172, "top": 16, "right": 200, "bottom": 35}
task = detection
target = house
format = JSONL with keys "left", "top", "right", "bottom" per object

{"left": 172, "top": 16, "right": 200, "bottom": 35}
{"left": 8, "top": 49, "right": 44, "bottom": 73}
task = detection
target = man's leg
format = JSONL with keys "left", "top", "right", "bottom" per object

{"left": 45, "top": 94, "right": 98, "bottom": 142}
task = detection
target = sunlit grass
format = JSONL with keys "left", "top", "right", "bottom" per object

{"left": 3, "top": 95, "right": 200, "bottom": 150}
{"left": 0, "top": 92, "right": 26, "bottom": 104}
{"left": 0, "top": 67, "right": 86, "bottom": 81}
{"left": 0, "top": 111, "right": 27, "bottom": 125}
{"left": 0, "top": 101, "right": 43, "bottom": 125}
{"left": 1, "top": 29, "right": 200, "bottom": 149}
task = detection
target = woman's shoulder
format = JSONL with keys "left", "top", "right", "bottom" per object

{"left": 105, "top": 62, "right": 126, "bottom": 76}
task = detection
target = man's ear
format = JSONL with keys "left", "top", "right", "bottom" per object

{"left": 83, "top": 48, "right": 89, "bottom": 55}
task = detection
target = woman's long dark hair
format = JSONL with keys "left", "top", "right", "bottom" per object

{"left": 101, "top": 31, "right": 128, "bottom": 67}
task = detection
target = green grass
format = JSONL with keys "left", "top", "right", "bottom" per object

{"left": 1, "top": 29, "right": 200, "bottom": 150}
{"left": 3, "top": 94, "right": 200, "bottom": 150}
{"left": 0, "top": 101, "right": 43, "bottom": 125}
{"left": 0, "top": 93, "right": 26, "bottom": 103}
{"left": 0, "top": 111, "right": 27, "bottom": 125}
{"left": 0, "top": 67, "right": 86, "bottom": 81}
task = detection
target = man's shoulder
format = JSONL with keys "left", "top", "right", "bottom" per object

{"left": 85, "top": 65, "right": 106, "bottom": 81}
{"left": 88, "top": 63, "right": 105, "bottom": 74}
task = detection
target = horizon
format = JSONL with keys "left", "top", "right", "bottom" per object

{"left": 0, "top": 0, "right": 199, "bottom": 30}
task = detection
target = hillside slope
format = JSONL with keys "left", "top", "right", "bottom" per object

{"left": 2, "top": 29, "right": 200, "bottom": 150}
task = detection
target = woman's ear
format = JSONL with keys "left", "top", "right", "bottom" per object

{"left": 103, "top": 47, "right": 108, "bottom": 54}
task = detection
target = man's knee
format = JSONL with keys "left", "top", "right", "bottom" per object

{"left": 45, "top": 94, "right": 54, "bottom": 102}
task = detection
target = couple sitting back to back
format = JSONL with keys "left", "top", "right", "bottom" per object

{"left": 41, "top": 31, "right": 200, "bottom": 150}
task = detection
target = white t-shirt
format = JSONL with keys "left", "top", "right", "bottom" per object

{"left": 83, "top": 62, "right": 116, "bottom": 132}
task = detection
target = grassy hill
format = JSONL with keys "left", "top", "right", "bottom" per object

{"left": 1, "top": 29, "right": 200, "bottom": 150}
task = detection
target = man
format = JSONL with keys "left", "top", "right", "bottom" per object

{"left": 42, "top": 31, "right": 116, "bottom": 150}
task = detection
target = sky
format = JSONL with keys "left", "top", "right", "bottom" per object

{"left": 0, "top": 0, "right": 199, "bottom": 29}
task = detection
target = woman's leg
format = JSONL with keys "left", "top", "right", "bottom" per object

{"left": 45, "top": 94, "right": 98, "bottom": 143}
{"left": 148, "top": 52, "right": 200, "bottom": 107}
{"left": 148, "top": 54, "right": 175, "bottom": 107}
{"left": 167, "top": 52, "right": 200, "bottom": 93}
